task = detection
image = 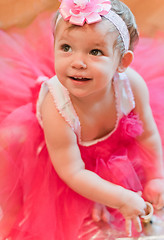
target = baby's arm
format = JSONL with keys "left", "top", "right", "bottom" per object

{"left": 41, "top": 92, "right": 146, "bottom": 236}
{"left": 127, "top": 68, "right": 164, "bottom": 208}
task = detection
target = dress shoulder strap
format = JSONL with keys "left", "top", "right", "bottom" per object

{"left": 113, "top": 72, "right": 135, "bottom": 117}
{"left": 36, "top": 76, "right": 81, "bottom": 136}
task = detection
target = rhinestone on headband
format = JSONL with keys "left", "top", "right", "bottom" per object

{"left": 58, "top": 0, "right": 130, "bottom": 50}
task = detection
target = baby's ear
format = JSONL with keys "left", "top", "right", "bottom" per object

{"left": 117, "top": 50, "right": 134, "bottom": 73}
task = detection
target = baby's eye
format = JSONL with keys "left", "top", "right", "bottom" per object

{"left": 90, "top": 49, "right": 103, "bottom": 56}
{"left": 61, "top": 44, "right": 72, "bottom": 52}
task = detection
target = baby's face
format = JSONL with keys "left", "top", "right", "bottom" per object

{"left": 54, "top": 18, "right": 121, "bottom": 99}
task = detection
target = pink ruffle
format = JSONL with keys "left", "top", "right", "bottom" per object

{"left": 120, "top": 112, "right": 143, "bottom": 138}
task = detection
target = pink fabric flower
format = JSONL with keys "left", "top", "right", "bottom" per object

{"left": 121, "top": 112, "right": 143, "bottom": 138}
{"left": 59, "top": 0, "right": 111, "bottom": 26}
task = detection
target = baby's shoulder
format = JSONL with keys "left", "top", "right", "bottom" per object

{"left": 125, "top": 67, "right": 150, "bottom": 108}
{"left": 125, "top": 67, "right": 149, "bottom": 98}
{"left": 41, "top": 91, "right": 62, "bottom": 128}
{"left": 125, "top": 67, "right": 145, "bottom": 87}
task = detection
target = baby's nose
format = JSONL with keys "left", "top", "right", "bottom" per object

{"left": 71, "top": 54, "right": 87, "bottom": 69}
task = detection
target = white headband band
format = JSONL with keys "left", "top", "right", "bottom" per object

{"left": 104, "top": 10, "right": 130, "bottom": 50}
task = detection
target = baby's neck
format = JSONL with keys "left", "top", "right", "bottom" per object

{"left": 70, "top": 82, "right": 114, "bottom": 112}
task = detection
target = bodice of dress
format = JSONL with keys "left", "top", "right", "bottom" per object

{"left": 36, "top": 72, "right": 135, "bottom": 147}
{"left": 36, "top": 73, "right": 144, "bottom": 192}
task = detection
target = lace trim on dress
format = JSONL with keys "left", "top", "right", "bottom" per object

{"left": 36, "top": 76, "right": 81, "bottom": 137}
{"left": 80, "top": 74, "right": 120, "bottom": 146}
{"left": 47, "top": 77, "right": 81, "bottom": 135}
{"left": 80, "top": 72, "right": 135, "bottom": 146}
{"left": 36, "top": 73, "right": 135, "bottom": 147}
{"left": 36, "top": 76, "right": 50, "bottom": 127}
{"left": 118, "top": 72, "right": 135, "bottom": 115}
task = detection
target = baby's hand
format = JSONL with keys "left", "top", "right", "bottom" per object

{"left": 119, "top": 191, "right": 146, "bottom": 237}
{"left": 143, "top": 178, "right": 164, "bottom": 210}
{"left": 92, "top": 202, "right": 110, "bottom": 223}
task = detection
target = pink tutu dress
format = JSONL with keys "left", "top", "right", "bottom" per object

{"left": 0, "top": 12, "right": 164, "bottom": 240}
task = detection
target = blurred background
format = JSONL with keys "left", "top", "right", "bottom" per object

{"left": 0, "top": 0, "right": 164, "bottom": 36}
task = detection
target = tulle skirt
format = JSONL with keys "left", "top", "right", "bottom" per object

{"left": 0, "top": 12, "right": 164, "bottom": 239}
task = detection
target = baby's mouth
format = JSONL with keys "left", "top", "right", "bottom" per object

{"left": 70, "top": 76, "right": 92, "bottom": 81}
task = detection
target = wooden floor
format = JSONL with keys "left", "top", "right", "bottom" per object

{"left": 0, "top": 0, "right": 164, "bottom": 36}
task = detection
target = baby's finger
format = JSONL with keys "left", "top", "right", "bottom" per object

{"left": 102, "top": 205, "right": 110, "bottom": 223}
{"left": 155, "top": 194, "right": 164, "bottom": 210}
{"left": 92, "top": 203, "right": 101, "bottom": 222}
{"left": 125, "top": 218, "right": 132, "bottom": 237}
{"left": 151, "top": 195, "right": 159, "bottom": 208}
{"left": 133, "top": 216, "right": 142, "bottom": 233}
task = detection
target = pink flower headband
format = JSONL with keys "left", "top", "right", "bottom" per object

{"left": 57, "top": 0, "right": 130, "bottom": 50}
